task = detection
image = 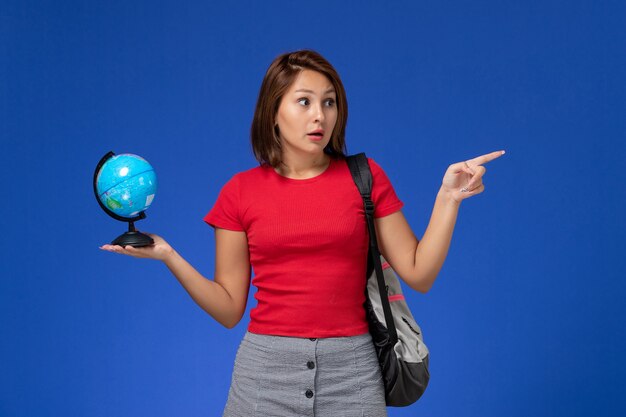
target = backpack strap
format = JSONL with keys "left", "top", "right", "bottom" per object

{"left": 346, "top": 153, "right": 398, "bottom": 345}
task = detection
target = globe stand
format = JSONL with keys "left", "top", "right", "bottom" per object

{"left": 111, "top": 220, "right": 154, "bottom": 247}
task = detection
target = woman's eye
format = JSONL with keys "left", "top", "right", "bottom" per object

{"left": 324, "top": 98, "right": 336, "bottom": 107}
{"left": 297, "top": 98, "right": 310, "bottom": 106}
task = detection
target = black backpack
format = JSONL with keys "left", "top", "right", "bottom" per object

{"left": 347, "top": 153, "right": 430, "bottom": 406}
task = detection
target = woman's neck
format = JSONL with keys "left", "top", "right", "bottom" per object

{"left": 275, "top": 153, "right": 331, "bottom": 179}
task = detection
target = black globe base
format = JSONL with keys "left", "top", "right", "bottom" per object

{"left": 111, "top": 231, "right": 154, "bottom": 247}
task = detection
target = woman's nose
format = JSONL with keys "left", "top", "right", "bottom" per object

{"left": 313, "top": 103, "right": 325, "bottom": 123}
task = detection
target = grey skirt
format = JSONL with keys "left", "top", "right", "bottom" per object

{"left": 223, "top": 331, "right": 387, "bottom": 417}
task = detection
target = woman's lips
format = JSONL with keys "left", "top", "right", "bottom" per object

{"left": 307, "top": 129, "right": 325, "bottom": 141}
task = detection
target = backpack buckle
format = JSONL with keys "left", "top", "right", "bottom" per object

{"left": 364, "top": 198, "right": 375, "bottom": 215}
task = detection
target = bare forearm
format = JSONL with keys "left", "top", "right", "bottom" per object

{"left": 413, "top": 187, "right": 461, "bottom": 291}
{"left": 163, "top": 250, "right": 242, "bottom": 328}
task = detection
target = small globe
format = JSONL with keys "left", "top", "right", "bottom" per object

{"left": 95, "top": 153, "right": 157, "bottom": 219}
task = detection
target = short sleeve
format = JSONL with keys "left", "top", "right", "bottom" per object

{"left": 368, "top": 158, "right": 404, "bottom": 218}
{"left": 203, "top": 174, "right": 245, "bottom": 231}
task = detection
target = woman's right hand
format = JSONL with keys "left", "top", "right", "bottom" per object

{"left": 99, "top": 233, "right": 174, "bottom": 262}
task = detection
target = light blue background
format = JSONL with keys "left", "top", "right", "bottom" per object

{"left": 2, "top": 1, "right": 624, "bottom": 416}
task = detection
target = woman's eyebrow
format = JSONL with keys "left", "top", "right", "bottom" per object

{"left": 294, "top": 88, "right": 336, "bottom": 94}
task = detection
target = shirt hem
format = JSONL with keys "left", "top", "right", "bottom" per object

{"left": 375, "top": 201, "right": 404, "bottom": 218}
{"left": 247, "top": 324, "right": 370, "bottom": 339}
{"left": 203, "top": 216, "right": 244, "bottom": 232}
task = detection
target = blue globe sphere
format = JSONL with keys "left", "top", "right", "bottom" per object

{"left": 95, "top": 153, "right": 157, "bottom": 219}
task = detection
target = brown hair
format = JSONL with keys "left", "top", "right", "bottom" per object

{"left": 250, "top": 50, "right": 348, "bottom": 167}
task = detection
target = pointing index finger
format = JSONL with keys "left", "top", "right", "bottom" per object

{"left": 467, "top": 150, "right": 506, "bottom": 166}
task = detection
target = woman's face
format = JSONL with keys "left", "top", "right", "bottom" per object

{"left": 275, "top": 69, "right": 338, "bottom": 158}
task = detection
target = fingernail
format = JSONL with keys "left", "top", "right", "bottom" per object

{"left": 501, "top": 150, "right": 506, "bottom": 155}
{"left": 461, "top": 187, "right": 468, "bottom": 193}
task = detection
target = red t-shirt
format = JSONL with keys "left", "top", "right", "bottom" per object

{"left": 204, "top": 156, "right": 403, "bottom": 338}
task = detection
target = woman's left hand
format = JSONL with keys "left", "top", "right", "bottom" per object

{"left": 441, "top": 150, "right": 505, "bottom": 204}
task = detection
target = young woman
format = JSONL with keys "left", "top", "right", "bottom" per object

{"left": 101, "top": 49, "right": 504, "bottom": 416}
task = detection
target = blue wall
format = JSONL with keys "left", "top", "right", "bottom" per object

{"left": 2, "top": 1, "right": 624, "bottom": 415}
